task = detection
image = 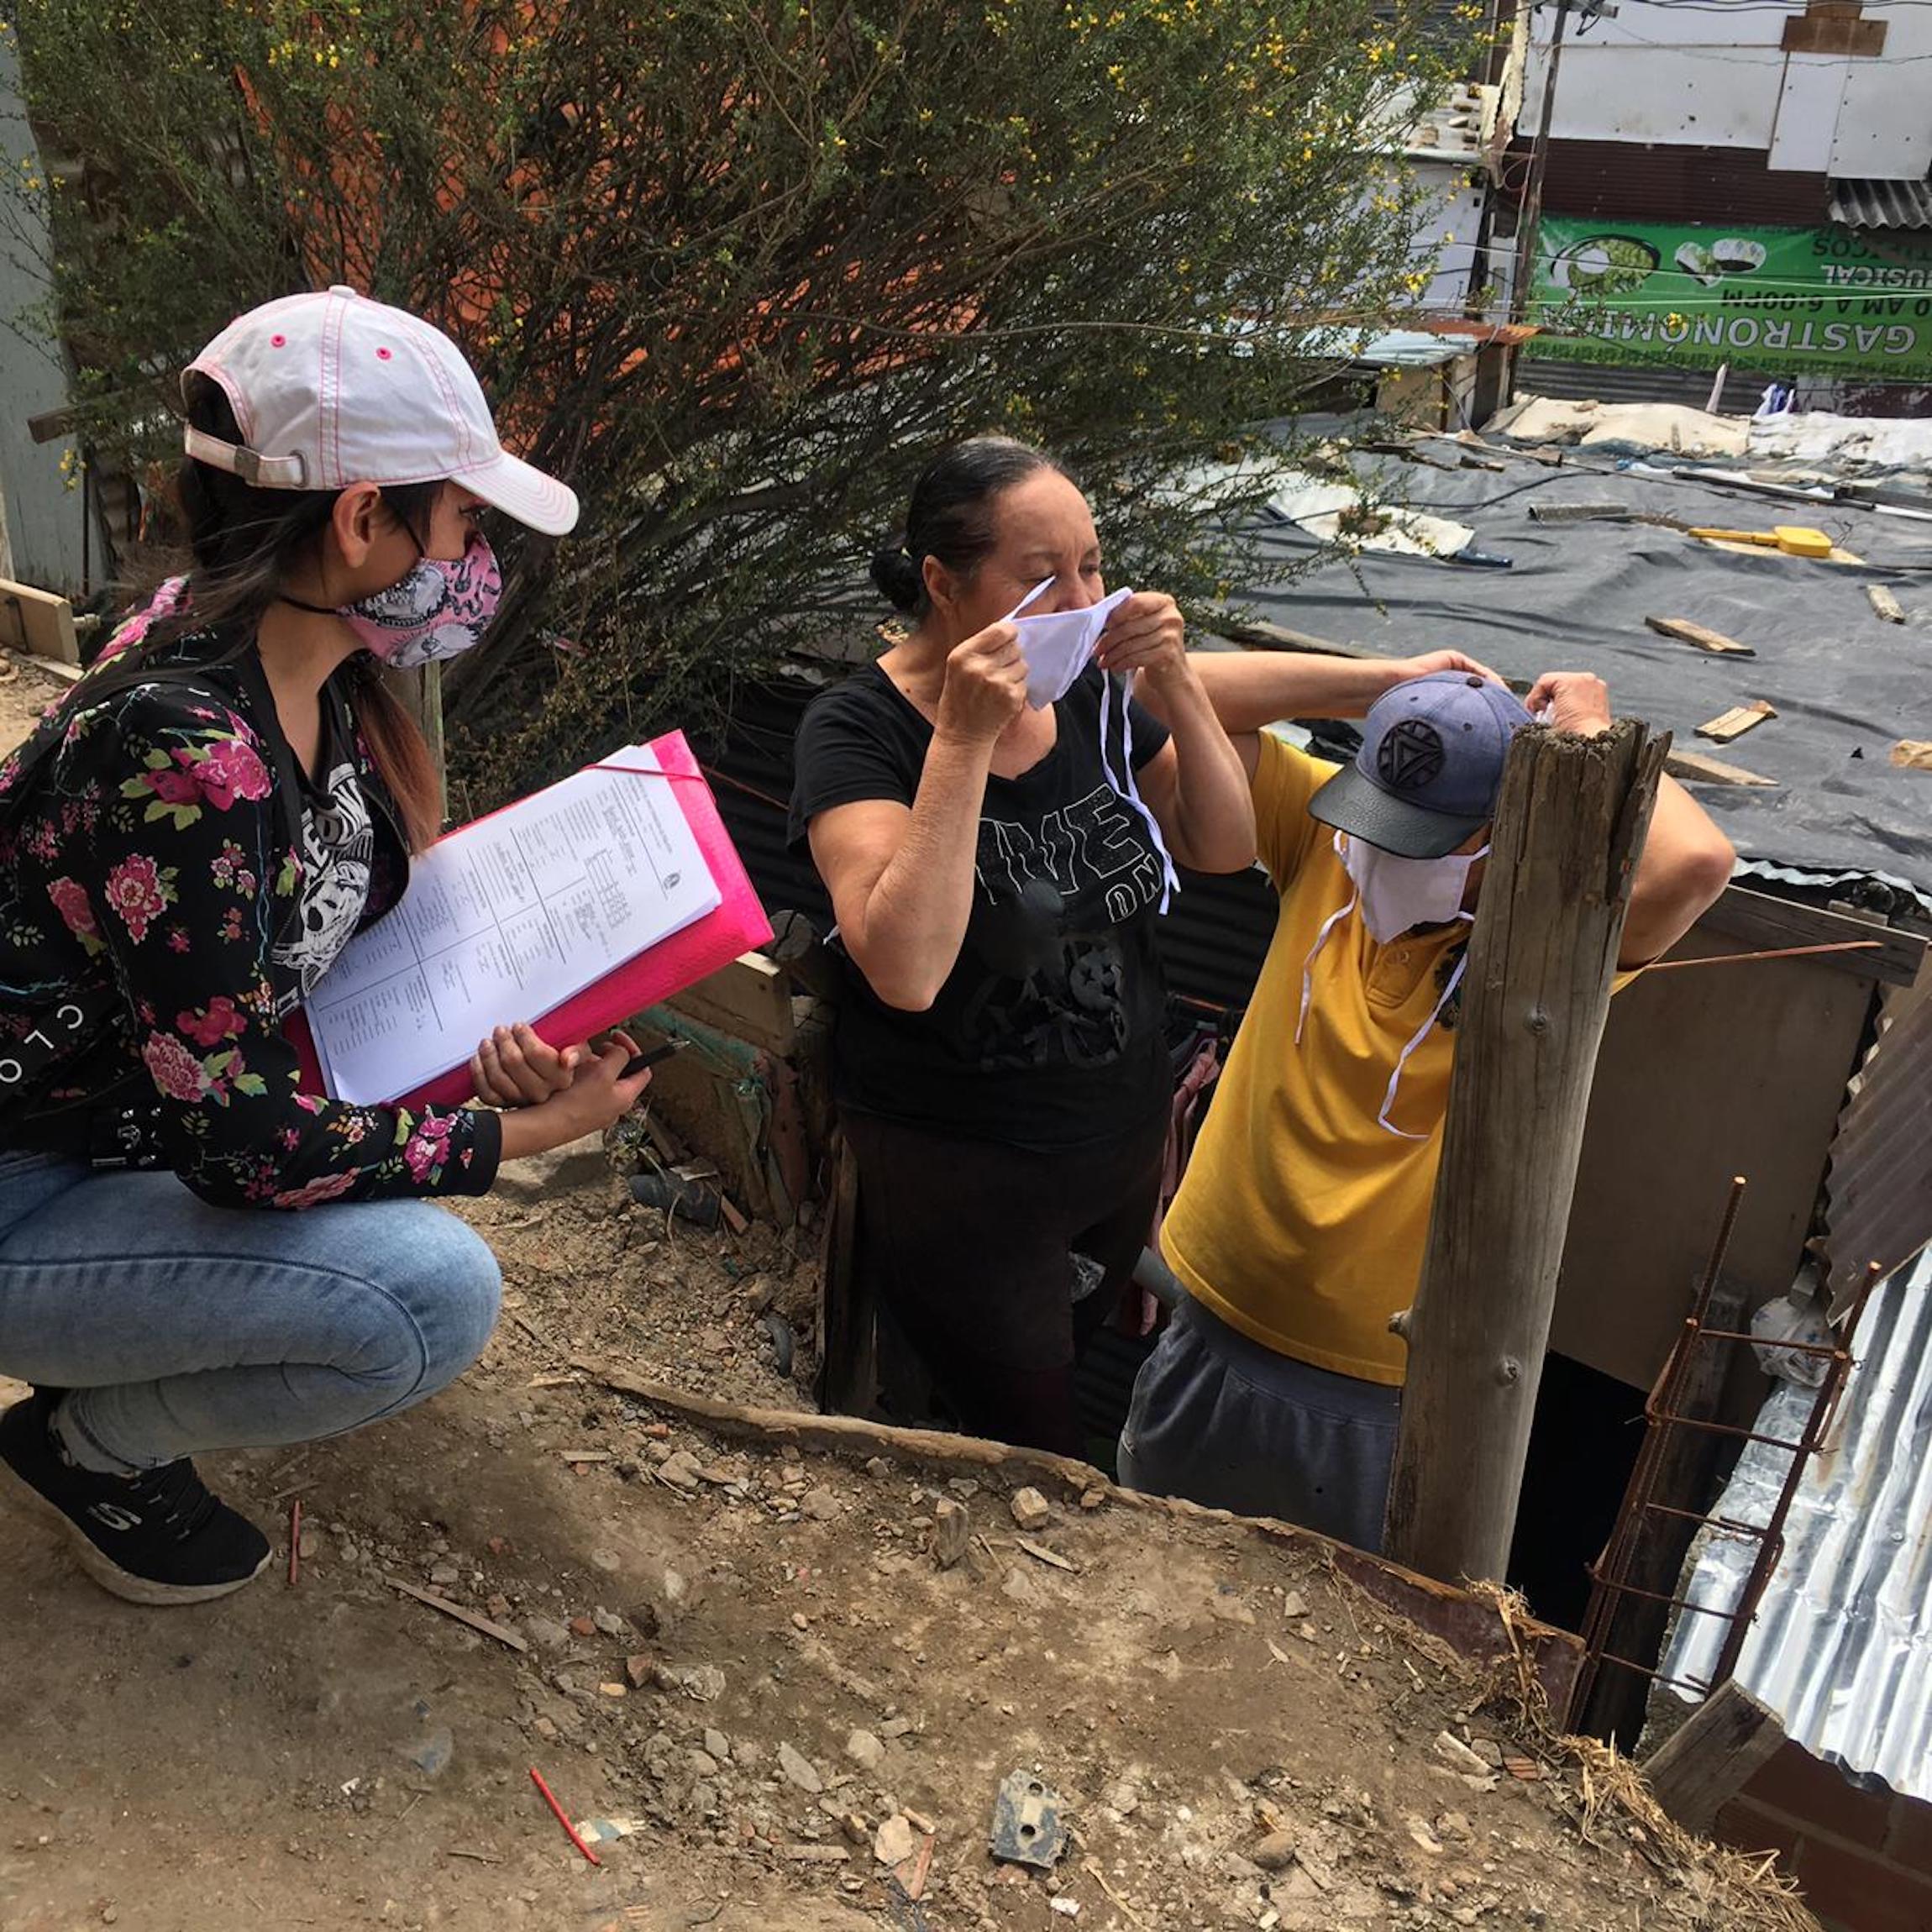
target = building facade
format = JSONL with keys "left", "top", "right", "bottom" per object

{"left": 1506, "top": 0, "right": 1932, "bottom": 410}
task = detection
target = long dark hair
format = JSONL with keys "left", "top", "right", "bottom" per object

{"left": 115, "top": 374, "right": 445, "bottom": 850}
{"left": 869, "top": 436, "right": 1074, "bottom": 619}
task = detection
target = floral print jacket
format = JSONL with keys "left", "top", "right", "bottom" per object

{"left": 0, "top": 622, "right": 501, "bottom": 1208}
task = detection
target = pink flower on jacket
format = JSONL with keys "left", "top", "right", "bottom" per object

{"left": 101, "top": 853, "right": 173, "bottom": 942}
{"left": 270, "top": 1170, "right": 360, "bottom": 1210}
{"left": 402, "top": 1113, "right": 454, "bottom": 1183}
{"left": 192, "top": 737, "right": 273, "bottom": 809}
{"left": 177, "top": 995, "right": 243, "bottom": 1047}
{"left": 144, "top": 765, "right": 202, "bottom": 807}
{"left": 45, "top": 876, "right": 102, "bottom": 952}
{"left": 143, "top": 1030, "right": 213, "bottom": 1104}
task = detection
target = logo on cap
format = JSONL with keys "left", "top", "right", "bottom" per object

{"left": 1376, "top": 718, "right": 1446, "bottom": 793}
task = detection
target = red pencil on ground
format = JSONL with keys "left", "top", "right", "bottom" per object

{"left": 528, "top": 1766, "right": 601, "bottom": 1866}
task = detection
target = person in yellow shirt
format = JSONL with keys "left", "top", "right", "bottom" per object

{"left": 1118, "top": 653, "right": 1735, "bottom": 1551}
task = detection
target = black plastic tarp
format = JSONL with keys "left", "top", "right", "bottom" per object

{"left": 1239, "top": 446, "right": 1932, "bottom": 899}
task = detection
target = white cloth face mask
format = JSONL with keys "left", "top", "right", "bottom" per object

{"left": 1340, "top": 836, "right": 1484, "bottom": 945}
{"left": 1006, "top": 577, "right": 1136, "bottom": 710}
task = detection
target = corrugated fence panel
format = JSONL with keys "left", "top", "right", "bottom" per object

{"left": 1824, "top": 957, "right": 1932, "bottom": 1311}
{"left": 1524, "top": 139, "right": 1831, "bottom": 226}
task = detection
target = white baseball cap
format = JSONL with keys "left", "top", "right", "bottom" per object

{"left": 182, "top": 286, "right": 580, "bottom": 537}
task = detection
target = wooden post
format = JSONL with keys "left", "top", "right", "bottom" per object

{"left": 1383, "top": 718, "right": 1667, "bottom": 1584}
{"left": 1641, "top": 1682, "right": 1786, "bottom": 1837}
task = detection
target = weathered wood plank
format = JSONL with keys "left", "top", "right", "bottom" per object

{"left": 1699, "top": 885, "right": 1924, "bottom": 988}
{"left": 669, "top": 953, "right": 795, "bottom": 1057}
{"left": 1207, "top": 615, "right": 1368, "bottom": 659}
{"left": 0, "top": 578, "right": 79, "bottom": 665}
{"left": 1694, "top": 700, "right": 1776, "bottom": 744}
{"left": 1645, "top": 616, "right": 1755, "bottom": 658}
{"left": 1641, "top": 1682, "right": 1787, "bottom": 1836}
{"left": 1383, "top": 718, "right": 1667, "bottom": 1585}
{"left": 1666, "top": 748, "right": 1778, "bottom": 790}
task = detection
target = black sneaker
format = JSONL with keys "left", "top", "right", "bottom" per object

{"left": 0, "top": 1390, "right": 270, "bottom": 1604}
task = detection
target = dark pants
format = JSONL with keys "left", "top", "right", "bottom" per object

{"left": 842, "top": 1108, "right": 1167, "bottom": 1457}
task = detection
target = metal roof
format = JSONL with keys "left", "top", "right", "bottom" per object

{"left": 1660, "top": 1245, "right": 1932, "bottom": 1802}
{"left": 1300, "top": 326, "right": 1484, "bottom": 369}
{"left": 1830, "top": 177, "right": 1932, "bottom": 233}
{"left": 1824, "top": 961, "right": 1932, "bottom": 1315}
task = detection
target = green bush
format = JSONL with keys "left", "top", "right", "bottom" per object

{"left": 7, "top": 0, "right": 1462, "bottom": 802}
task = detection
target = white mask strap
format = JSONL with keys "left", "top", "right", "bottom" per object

{"left": 1296, "top": 831, "right": 1358, "bottom": 1046}
{"left": 1100, "top": 669, "right": 1178, "bottom": 915}
{"left": 1378, "top": 921, "right": 1472, "bottom": 1139}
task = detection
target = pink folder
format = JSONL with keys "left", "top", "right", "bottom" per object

{"left": 290, "top": 731, "right": 773, "bottom": 1113}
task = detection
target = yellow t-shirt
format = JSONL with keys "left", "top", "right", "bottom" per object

{"left": 1161, "top": 732, "right": 1467, "bottom": 1387}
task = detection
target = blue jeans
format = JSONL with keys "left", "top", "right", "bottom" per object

{"left": 0, "top": 1151, "right": 501, "bottom": 1472}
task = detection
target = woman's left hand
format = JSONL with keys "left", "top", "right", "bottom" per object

{"left": 1094, "top": 591, "right": 1190, "bottom": 690}
{"left": 470, "top": 1021, "right": 580, "bottom": 1109}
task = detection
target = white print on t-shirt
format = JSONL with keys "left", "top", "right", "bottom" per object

{"left": 974, "top": 783, "right": 1167, "bottom": 926}
{"left": 271, "top": 754, "right": 374, "bottom": 1003}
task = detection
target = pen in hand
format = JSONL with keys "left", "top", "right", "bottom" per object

{"left": 620, "top": 1038, "right": 689, "bottom": 1080}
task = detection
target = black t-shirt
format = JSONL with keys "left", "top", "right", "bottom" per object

{"left": 789, "top": 662, "right": 1173, "bottom": 1151}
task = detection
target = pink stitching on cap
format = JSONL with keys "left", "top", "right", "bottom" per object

{"left": 270, "top": 333, "right": 286, "bottom": 348}
{"left": 376, "top": 346, "right": 392, "bottom": 360}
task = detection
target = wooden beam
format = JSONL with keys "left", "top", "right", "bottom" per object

{"left": 1207, "top": 615, "right": 1368, "bottom": 659}
{"left": 1641, "top": 1682, "right": 1787, "bottom": 1837}
{"left": 1645, "top": 616, "right": 1755, "bottom": 658}
{"left": 1383, "top": 717, "right": 1667, "bottom": 1585}
{"left": 0, "top": 579, "right": 80, "bottom": 665}
{"left": 1666, "top": 748, "right": 1777, "bottom": 790}
{"left": 1699, "top": 885, "right": 1924, "bottom": 988}
{"left": 669, "top": 952, "right": 795, "bottom": 1057}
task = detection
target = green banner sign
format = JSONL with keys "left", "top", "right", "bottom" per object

{"left": 1526, "top": 217, "right": 1932, "bottom": 379}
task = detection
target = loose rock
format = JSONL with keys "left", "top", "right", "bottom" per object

{"left": 845, "top": 1729, "right": 884, "bottom": 1774}
{"left": 1010, "top": 1488, "right": 1051, "bottom": 1531}
{"left": 779, "top": 1741, "right": 824, "bottom": 1793}
{"left": 933, "top": 1498, "right": 970, "bottom": 1572}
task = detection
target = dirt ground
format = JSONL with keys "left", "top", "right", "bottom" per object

{"left": 0, "top": 650, "right": 1812, "bottom": 1932}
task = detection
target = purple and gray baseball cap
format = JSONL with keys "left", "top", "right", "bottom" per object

{"left": 1309, "top": 670, "right": 1533, "bottom": 859}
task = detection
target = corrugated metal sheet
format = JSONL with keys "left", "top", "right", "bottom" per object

{"left": 1301, "top": 327, "right": 1482, "bottom": 370}
{"left": 1515, "top": 359, "right": 1726, "bottom": 410}
{"left": 1525, "top": 139, "right": 1830, "bottom": 226}
{"left": 1659, "top": 1247, "right": 1932, "bottom": 1802}
{"left": 1830, "top": 176, "right": 1932, "bottom": 232}
{"left": 1824, "top": 958, "right": 1932, "bottom": 1313}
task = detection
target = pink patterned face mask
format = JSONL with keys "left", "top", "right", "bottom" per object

{"left": 338, "top": 532, "right": 503, "bottom": 669}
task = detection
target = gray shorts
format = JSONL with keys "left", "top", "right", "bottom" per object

{"left": 1117, "top": 1294, "right": 1400, "bottom": 1554}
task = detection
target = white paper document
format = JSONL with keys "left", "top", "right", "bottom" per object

{"left": 306, "top": 746, "right": 721, "bottom": 1105}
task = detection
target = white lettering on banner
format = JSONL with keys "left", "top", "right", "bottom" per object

{"left": 0, "top": 1059, "right": 21, "bottom": 1086}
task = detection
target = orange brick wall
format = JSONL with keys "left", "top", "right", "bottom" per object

{"left": 1715, "top": 1741, "right": 1932, "bottom": 1932}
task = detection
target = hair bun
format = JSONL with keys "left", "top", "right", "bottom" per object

{"left": 869, "top": 544, "right": 923, "bottom": 614}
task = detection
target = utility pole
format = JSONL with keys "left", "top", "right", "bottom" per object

{"left": 1508, "top": 0, "right": 1572, "bottom": 328}
{"left": 1383, "top": 717, "right": 1666, "bottom": 1586}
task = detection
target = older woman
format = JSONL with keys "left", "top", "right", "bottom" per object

{"left": 790, "top": 437, "right": 1253, "bottom": 1454}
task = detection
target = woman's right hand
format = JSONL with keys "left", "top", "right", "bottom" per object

{"left": 492, "top": 1032, "right": 654, "bottom": 1163}
{"left": 934, "top": 618, "right": 1027, "bottom": 748}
